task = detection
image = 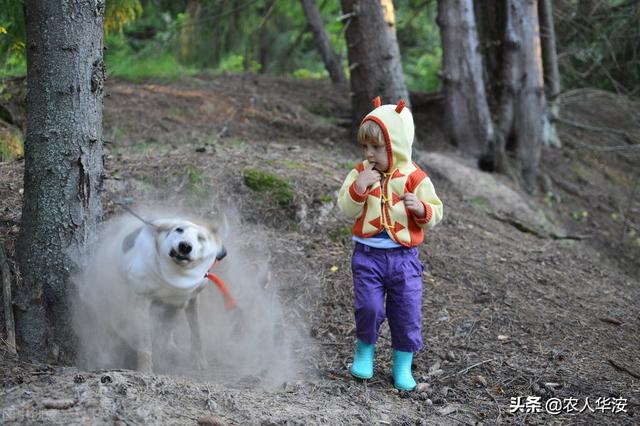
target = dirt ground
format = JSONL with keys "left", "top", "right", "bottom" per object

{"left": 1, "top": 74, "right": 639, "bottom": 425}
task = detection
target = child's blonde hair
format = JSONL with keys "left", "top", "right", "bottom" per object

{"left": 357, "top": 120, "right": 384, "bottom": 146}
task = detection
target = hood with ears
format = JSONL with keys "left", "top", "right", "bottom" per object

{"left": 361, "top": 97, "right": 415, "bottom": 172}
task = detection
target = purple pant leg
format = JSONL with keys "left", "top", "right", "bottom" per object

{"left": 385, "top": 248, "right": 424, "bottom": 352}
{"left": 351, "top": 248, "right": 386, "bottom": 345}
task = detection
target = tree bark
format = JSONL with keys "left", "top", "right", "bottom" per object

{"left": 494, "top": 0, "right": 545, "bottom": 193}
{"left": 17, "top": 0, "right": 105, "bottom": 362}
{"left": 538, "top": 0, "right": 561, "bottom": 147}
{"left": 340, "top": 0, "right": 410, "bottom": 124}
{"left": 437, "top": 0, "right": 494, "bottom": 158}
{"left": 300, "top": 0, "right": 347, "bottom": 86}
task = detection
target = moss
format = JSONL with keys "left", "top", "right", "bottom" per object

{"left": 469, "top": 196, "right": 492, "bottom": 213}
{"left": 243, "top": 168, "right": 293, "bottom": 206}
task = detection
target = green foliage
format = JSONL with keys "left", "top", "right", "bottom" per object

{"left": 105, "top": 32, "right": 196, "bottom": 81}
{"left": 0, "top": 123, "right": 23, "bottom": 161}
{"left": 243, "top": 168, "right": 293, "bottom": 206}
{"left": 0, "top": 0, "right": 26, "bottom": 77}
{"left": 395, "top": 0, "right": 442, "bottom": 91}
{"left": 105, "top": 0, "right": 143, "bottom": 34}
{"left": 555, "top": 0, "right": 640, "bottom": 95}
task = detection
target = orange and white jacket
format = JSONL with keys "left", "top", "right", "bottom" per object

{"left": 338, "top": 99, "right": 443, "bottom": 247}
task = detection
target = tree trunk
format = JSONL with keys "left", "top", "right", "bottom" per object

{"left": 179, "top": 0, "right": 202, "bottom": 64}
{"left": 340, "top": 0, "right": 410, "bottom": 124}
{"left": 17, "top": 0, "right": 105, "bottom": 362}
{"left": 538, "top": 0, "right": 561, "bottom": 147}
{"left": 437, "top": 0, "right": 494, "bottom": 158}
{"left": 492, "top": 0, "right": 545, "bottom": 193}
{"left": 474, "top": 0, "right": 506, "bottom": 114}
{"left": 300, "top": 0, "right": 347, "bottom": 86}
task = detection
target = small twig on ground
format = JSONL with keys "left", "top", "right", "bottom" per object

{"left": 600, "top": 317, "right": 624, "bottom": 326}
{"left": 608, "top": 358, "right": 640, "bottom": 379}
{"left": 457, "top": 359, "right": 495, "bottom": 376}
{"left": 556, "top": 117, "right": 637, "bottom": 143}
{"left": 42, "top": 398, "right": 78, "bottom": 409}
{"left": 0, "top": 242, "right": 17, "bottom": 355}
{"left": 485, "top": 388, "right": 502, "bottom": 423}
{"left": 488, "top": 212, "right": 591, "bottom": 240}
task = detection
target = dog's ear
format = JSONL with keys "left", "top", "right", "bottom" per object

{"left": 206, "top": 215, "right": 229, "bottom": 241}
{"left": 217, "top": 214, "right": 230, "bottom": 241}
{"left": 122, "top": 227, "right": 143, "bottom": 253}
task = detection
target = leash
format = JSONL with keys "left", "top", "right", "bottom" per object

{"left": 104, "top": 191, "right": 160, "bottom": 229}
{"left": 205, "top": 260, "right": 237, "bottom": 310}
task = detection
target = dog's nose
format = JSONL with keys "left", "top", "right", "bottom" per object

{"left": 178, "top": 242, "right": 192, "bottom": 255}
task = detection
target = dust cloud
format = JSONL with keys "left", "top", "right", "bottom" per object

{"left": 72, "top": 204, "right": 308, "bottom": 387}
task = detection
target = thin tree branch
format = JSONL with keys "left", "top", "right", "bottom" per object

{"left": 0, "top": 243, "right": 17, "bottom": 355}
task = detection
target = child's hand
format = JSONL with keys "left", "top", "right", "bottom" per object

{"left": 400, "top": 193, "right": 426, "bottom": 218}
{"left": 354, "top": 162, "right": 380, "bottom": 194}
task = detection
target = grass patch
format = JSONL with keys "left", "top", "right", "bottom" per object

{"left": 108, "top": 51, "right": 197, "bottom": 81}
{"left": 282, "top": 159, "right": 304, "bottom": 170}
{"left": 329, "top": 226, "right": 352, "bottom": 243}
{"left": 469, "top": 196, "right": 492, "bottom": 213}
{"left": 243, "top": 168, "right": 293, "bottom": 206}
{"left": 185, "top": 165, "right": 211, "bottom": 206}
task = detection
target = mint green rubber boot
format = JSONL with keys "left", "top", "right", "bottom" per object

{"left": 392, "top": 350, "right": 416, "bottom": 390}
{"left": 350, "top": 339, "right": 375, "bottom": 379}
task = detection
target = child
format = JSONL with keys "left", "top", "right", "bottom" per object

{"left": 337, "top": 97, "right": 443, "bottom": 391}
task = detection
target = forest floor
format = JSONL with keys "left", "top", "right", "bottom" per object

{"left": 1, "top": 74, "right": 639, "bottom": 425}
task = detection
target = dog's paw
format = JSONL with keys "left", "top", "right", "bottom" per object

{"left": 137, "top": 352, "right": 154, "bottom": 374}
{"left": 193, "top": 351, "right": 209, "bottom": 371}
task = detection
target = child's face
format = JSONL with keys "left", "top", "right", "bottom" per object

{"left": 362, "top": 138, "right": 389, "bottom": 172}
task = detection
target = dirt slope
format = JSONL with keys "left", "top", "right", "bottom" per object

{"left": 1, "top": 74, "right": 639, "bottom": 425}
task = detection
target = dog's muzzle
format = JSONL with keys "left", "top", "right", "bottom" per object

{"left": 170, "top": 241, "right": 193, "bottom": 263}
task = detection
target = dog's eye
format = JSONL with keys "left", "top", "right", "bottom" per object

{"left": 175, "top": 228, "right": 184, "bottom": 234}
{"left": 197, "top": 235, "right": 205, "bottom": 242}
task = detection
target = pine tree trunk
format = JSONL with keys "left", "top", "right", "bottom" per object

{"left": 538, "top": 0, "right": 561, "bottom": 147}
{"left": 300, "top": 0, "right": 347, "bottom": 86}
{"left": 474, "top": 0, "right": 506, "bottom": 113}
{"left": 340, "top": 0, "right": 409, "bottom": 124}
{"left": 17, "top": 0, "right": 105, "bottom": 362}
{"left": 493, "top": 0, "right": 545, "bottom": 193}
{"left": 513, "top": 0, "right": 545, "bottom": 192}
{"left": 437, "top": 0, "right": 494, "bottom": 158}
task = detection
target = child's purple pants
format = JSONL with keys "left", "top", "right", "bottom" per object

{"left": 351, "top": 242, "right": 424, "bottom": 352}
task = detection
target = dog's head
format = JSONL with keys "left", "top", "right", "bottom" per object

{"left": 151, "top": 219, "right": 226, "bottom": 269}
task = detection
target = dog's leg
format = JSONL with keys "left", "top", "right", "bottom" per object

{"left": 149, "top": 300, "right": 182, "bottom": 372}
{"left": 131, "top": 295, "right": 153, "bottom": 373}
{"left": 186, "top": 296, "right": 207, "bottom": 370}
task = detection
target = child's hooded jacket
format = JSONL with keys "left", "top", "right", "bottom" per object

{"left": 338, "top": 98, "right": 443, "bottom": 247}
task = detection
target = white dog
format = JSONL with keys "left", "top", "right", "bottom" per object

{"left": 76, "top": 214, "right": 227, "bottom": 373}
